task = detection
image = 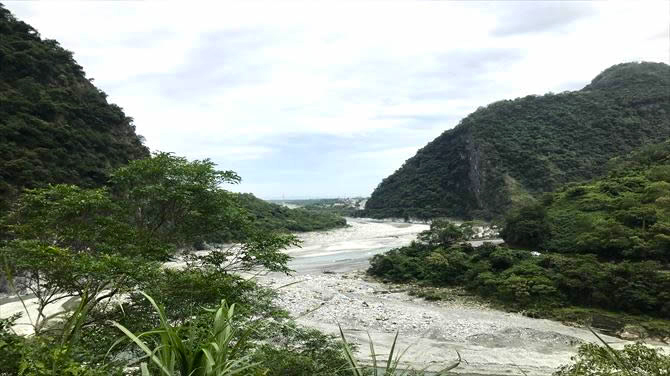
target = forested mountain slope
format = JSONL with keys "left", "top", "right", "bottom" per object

{"left": 0, "top": 5, "right": 149, "bottom": 210}
{"left": 503, "top": 140, "right": 670, "bottom": 263}
{"left": 364, "top": 62, "right": 670, "bottom": 220}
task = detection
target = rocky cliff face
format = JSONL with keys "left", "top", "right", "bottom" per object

{"left": 364, "top": 62, "right": 670, "bottom": 220}
{"left": 0, "top": 5, "right": 149, "bottom": 210}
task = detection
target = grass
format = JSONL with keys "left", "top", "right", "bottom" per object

{"left": 110, "top": 292, "right": 258, "bottom": 376}
{"left": 338, "top": 324, "right": 461, "bottom": 376}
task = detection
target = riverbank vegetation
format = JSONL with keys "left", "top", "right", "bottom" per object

{"left": 369, "top": 142, "right": 670, "bottom": 340}
{"left": 1, "top": 3, "right": 667, "bottom": 374}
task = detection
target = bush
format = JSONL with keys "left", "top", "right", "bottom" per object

{"left": 555, "top": 343, "right": 670, "bottom": 375}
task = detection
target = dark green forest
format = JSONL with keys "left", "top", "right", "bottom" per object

{"left": 0, "top": 5, "right": 150, "bottom": 211}
{"left": 364, "top": 62, "right": 670, "bottom": 220}
{"left": 369, "top": 141, "right": 670, "bottom": 337}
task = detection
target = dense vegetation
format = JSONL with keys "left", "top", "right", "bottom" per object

{"left": 503, "top": 140, "right": 670, "bottom": 262}
{"left": 555, "top": 342, "right": 670, "bottom": 375}
{"left": 0, "top": 5, "right": 149, "bottom": 212}
{"left": 0, "top": 153, "right": 353, "bottom": 375}
{"left": 365, "top": 62, "right": 670, "bottom": 220}
{"left": 298, "top": 198, "right": 365, "bottom": 217}
{"left": 369, "top": 142, "right": 670, "bottom": 337}
{"left": 235, "top": 194, "right": 347, "bottom": 233}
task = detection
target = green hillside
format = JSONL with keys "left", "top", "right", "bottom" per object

{"left": 0, "top": 5, "right": 149, "bottom": 211}
{"left": 236, "top": 193, "right": 347, "bottom": 233}
{"left": 364, "top": 62, "right": 670, "bottom": 220}
{"left": 503, "top": 140, "right": 670, "bottom": 262}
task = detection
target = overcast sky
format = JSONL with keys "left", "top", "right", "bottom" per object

{"left": 5, "top": 1, "right": 669, "bottom": 199}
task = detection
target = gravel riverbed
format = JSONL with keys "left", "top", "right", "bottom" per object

{"left": 256, "top": 218, "right": 649, "bottom": 375}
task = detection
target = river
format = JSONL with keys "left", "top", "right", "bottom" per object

{"left": 259, "top": 217, "right": 639, "bottom": 375}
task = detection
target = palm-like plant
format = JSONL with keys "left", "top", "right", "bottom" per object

{"left": 110, "top": 292, "right": 257, "bottom": 376}
{"left": 338, "top": 325, "right": 460, "bottom": 376}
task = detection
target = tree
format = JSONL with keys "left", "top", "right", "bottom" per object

{"left": 418, "top": 219, "right": 466, "bottom": 248}
{"left": 0, "top": 153, "right": 297, "bottom": 371}
{"left": 501, "top": 203, "right": 550, "bottom": 248}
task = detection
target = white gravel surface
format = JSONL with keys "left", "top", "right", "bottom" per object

{"left": 260, "top": 271, "right": 630, "bottom": 375}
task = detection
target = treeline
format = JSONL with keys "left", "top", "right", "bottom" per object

{"left": 365, "top": 62, "right": 670, "bottom": 220}
{"left": 370, "top": 241, "right": 669, "bottom": 326}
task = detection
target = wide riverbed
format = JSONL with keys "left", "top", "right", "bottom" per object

{"left": 259, "top": 218, "right": 641, "bottom": 375}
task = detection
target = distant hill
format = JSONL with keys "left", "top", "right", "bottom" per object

{"left": 0, "top": 5, "right": 149, "bottom": 210}
{"left": 236, "top": 193, "right": 347, "bottom": 233}
{"left": 364, "top": 62, "right": 670, "bottom": 220}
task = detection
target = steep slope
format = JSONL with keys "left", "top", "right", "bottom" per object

{"left": 365, "top": 62, "right": 670, "bottom": 220}
{"left": 0, "top": 5, "right": 149, "bottom": 210}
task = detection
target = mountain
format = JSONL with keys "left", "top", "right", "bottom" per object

{"left": 0, "top": 5, "right": 149, "bottom": 211}
{"left": 364, "top": 62, "right": 670, "bottom": 220}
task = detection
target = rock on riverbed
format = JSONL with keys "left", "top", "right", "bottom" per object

{"left": 260, "top": 271, "right": 632, "bottom": 376}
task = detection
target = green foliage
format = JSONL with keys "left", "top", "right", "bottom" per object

{"left": 235, "top": 193, "right": 347, "bottom": 233}
{"left": 16, "top": 339, "right": 121, "bottom": 376}
{"left": 1, "top": 314, "right": 122, "bottom": 376}
{"left": 0, "top": 315, "right": 23, "bottom": 375}
{"left": 417, "top": 219, "right": 466, "bottom": 248}
{"left": 250, "top": 325, "right": 350, "bottom": 376}
{"left": 109, "top": 152, "right": 242, "bottom": 248}
{"left": 554, "top": 342, "right": 670, "bottom": 376}
{"left": 112, "top": 293, "right": 257, "bottom": 376}
{"left": 0, "top": 153, "right": 301, "bottom": 373}
{"left": 0, "top": 5, "right": 148, "bottom": 212}
{"left": 500, "top": 203, "right": 550, "bottom": 248}
{"left": 507, "top": 140, "right": 670, "bottom": 262}
{"left": 288, "top": 198, "right": 365, "bottom": 217}
{"left": 365, "top": 62, "right": 670, "bottom": 219}
{"left": 369, "top": 242, "right": 670, "bottom": 319}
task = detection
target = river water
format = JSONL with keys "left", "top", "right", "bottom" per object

{"left": 260, "top": 218, "right": 644, "bottom": 375}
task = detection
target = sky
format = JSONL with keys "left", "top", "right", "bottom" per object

{"left": 5, "top": 1, "right": 669, "bottom": 199}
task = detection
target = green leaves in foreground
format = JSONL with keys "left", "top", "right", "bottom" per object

{"left": 338, "top": 324, "right": 460, "bottom": 376}
{"left": 554, "top": 328, "right": 670, "bottom": 375}
{"left": 110, "top": 292, "right": 258, "bottom": 376}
